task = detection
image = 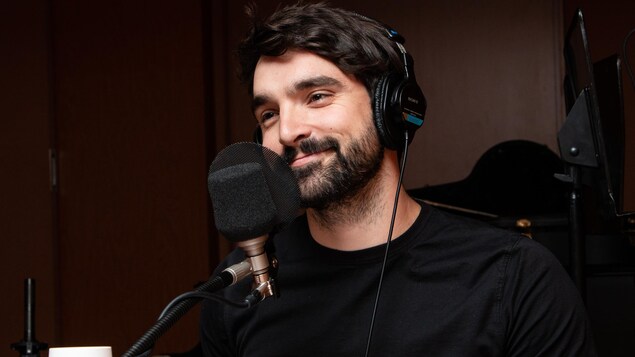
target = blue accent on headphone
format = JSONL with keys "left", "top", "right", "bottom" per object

{"left": 387, "top": 29, "right": 405, "bottom": 44}
{"left": 406, "top": 114, "right": 424, "bottom": 127}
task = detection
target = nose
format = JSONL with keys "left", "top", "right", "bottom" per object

{"left": 277, "top": 106, "right": 311, "bottom": 147}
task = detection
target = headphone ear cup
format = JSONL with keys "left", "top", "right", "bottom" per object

{"left": 373, "top": 73, "right": 427, "bottom": 151}
{"left": 373, "top": 73, "right": 399, "bottom": 150}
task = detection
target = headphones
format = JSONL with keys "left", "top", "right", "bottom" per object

{"left": 253, "top": 25, "right": 427, "bottom": 151}
{"left": 373, "top": 27, "right": 427, "bottom": 150}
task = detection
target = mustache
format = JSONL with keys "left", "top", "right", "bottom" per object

{"left": 282, "top": 137, "right": 340, "bottom": 165}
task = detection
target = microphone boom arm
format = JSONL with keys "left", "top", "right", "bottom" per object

{"left": 121, "top": 260, "right": 253, "bottom": 357}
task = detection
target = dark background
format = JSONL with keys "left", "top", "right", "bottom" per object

{"left": 2, "top": 0, "right": 633, "bottom": 356}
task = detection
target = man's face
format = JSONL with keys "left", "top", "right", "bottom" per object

{"left": 252, "top": 50, "right": 384, "bottom": 209}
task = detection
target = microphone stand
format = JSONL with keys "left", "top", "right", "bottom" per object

{"left": 11, "top": 278, "right": 48, "bottom": 357}
{"left": 121, "top": 260, "right": 253, "bottom": 357}
{"left": 556, "top": 88, "right": 598, "bottom": 300}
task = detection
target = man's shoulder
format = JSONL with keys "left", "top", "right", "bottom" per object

{"left": 416, "top": 204, "right": 568, "bottom": 275}
{"left": 423, "top": 204, "right": 525, "bottom": 248}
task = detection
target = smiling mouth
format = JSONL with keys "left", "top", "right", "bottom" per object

{"left": 283, "top": 137, "right": 340, "bottom": 167}
{"left": 290, "top": 149, "right": 331, "bottom": 167}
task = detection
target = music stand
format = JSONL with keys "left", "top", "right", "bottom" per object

{"left": 558, "top": 8, "right": 633, "bottom": 296}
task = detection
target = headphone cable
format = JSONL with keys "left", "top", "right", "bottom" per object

{"left": 363, "top": 130, "right": 410, "bottom": 357}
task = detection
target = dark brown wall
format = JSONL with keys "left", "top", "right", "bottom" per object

{"left": 1, "top": 0, "right": 57, "bottom": 350}
{"left": 52, "top": 0, "right": 212, "bottom": 353}
{"left": 2, "top": 1, "right": 217, "bottom": 355}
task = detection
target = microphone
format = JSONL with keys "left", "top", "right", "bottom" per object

{"left": 122, "top": 143, "right": 300, "bottom": 357}
{"left": 207, "top": 142, "right": 300, "bottom": 301}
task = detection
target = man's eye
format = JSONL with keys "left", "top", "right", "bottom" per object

{"left": 260, "top": 111, "right": 277, "bottom": 124}
{"left": 309, "top": 93, "right": 329, "bottom": 103}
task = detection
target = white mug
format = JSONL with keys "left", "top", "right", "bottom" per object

{"left": 48, "top": 346, "right": 112, "bottom": 357}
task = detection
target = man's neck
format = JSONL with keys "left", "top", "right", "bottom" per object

{"left": 305, "top": 170, "right": 421, "bottom": 251}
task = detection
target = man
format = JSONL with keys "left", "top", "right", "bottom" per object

{"left": 200, "top": 3, "right": 595, "bottom": 356}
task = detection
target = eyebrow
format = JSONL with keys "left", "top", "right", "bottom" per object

{"left": 251, "top": 75, "right": 343, "bottom": 113}
{"left": 290, "top": 75, "right": 343, "bottom": 93}
{"left": 252, "top": 94, "right": 272, "bottom": 113}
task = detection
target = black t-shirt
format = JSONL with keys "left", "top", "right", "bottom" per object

{"left": 200, "top": 203, "right": 595, "bottom": 356}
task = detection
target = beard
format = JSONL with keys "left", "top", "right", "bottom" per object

{"left": 282, "top": 124, "right": 384, "bottom": 210}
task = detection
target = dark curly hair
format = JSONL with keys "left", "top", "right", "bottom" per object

{"left": 237, "top": 2, "right": 405, "bottom": 97}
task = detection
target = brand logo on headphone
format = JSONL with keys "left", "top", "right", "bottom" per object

{"left": 407, "top": 96, "right": 419, "bottom": 104}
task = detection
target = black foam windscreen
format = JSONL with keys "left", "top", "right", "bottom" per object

{"left": 207, "top": 142, "right": 301, "bottom": 242}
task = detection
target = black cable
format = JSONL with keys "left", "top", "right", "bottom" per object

{"left": 122, "top": 259, "right": 257, "bottom": 357}
{"left": 363, "top": 130, "right": 410, "bottom": 357}
{"left": 159, "top": 291, "right": 249, "bottom": 319}
{"left": 122, "top": 275, "right": 228, "bottom": 357}
{"left": 622, "top": 28, "right": 635, "bottom": 91}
